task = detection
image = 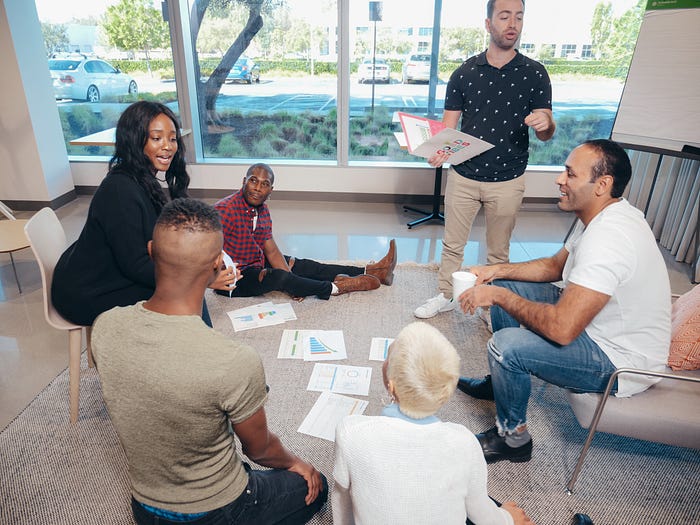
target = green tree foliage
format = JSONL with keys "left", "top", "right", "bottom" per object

{"left": 440, "top": 27, "right": 486, "bottom": 60}
{"left": 198, "top": 14, "right": 243, "bottom": 56}
{"left": 255, "top": 9, "right": 292, "bottom": 58}
{"left": 537, "top": 43, "right": 556, "bottom": 61}
{"left": 590, "top": 2, "right": 613, "bottom": 59}
{"left": 41, "top": 22, "right": 69, "bottom": 56}
{"left": 285, "top": 19, "right": 312, "bottom": 57}
{"left": 102, "top": 0, "right": 169, "bottom": 61}
{"left": 604, "top": 0, "right": 645, "bottom": 74}
{"left": 590, "top": 0, "right": 645, "bottom": 76}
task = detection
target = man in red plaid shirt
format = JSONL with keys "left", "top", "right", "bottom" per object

{"left": 214, "top": 163, "right": 396, "bottom": 300}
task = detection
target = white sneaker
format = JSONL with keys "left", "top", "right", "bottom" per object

{"left": 414, "top": 293, "right": 457, "bottom": 319}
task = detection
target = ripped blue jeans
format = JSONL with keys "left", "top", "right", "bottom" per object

{"left": 487, "top": 280, "right": 617, "bottom": 434}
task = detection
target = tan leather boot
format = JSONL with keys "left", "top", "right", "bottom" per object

{"left": 333, "top": 274, "right": 381, "bottom": 295}
{"left": 365, "top": 239, "right": 397, "bottom": 286}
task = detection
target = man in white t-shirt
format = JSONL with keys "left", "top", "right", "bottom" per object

{"left": 455, "top": 139, "right": 671, "bottom": 464}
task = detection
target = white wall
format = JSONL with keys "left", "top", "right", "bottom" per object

{"left": 0, "top": 0, "right": 74, "bottom": 204}
{"left": 69, "top": 161, "right": 561, "bottom": 200}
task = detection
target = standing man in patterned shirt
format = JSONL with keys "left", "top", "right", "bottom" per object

{"left": 415, "top": 0, "right": 555, "bottom": 319}
{"left": 215, "top": 163, "right": 397, "bottom": 300}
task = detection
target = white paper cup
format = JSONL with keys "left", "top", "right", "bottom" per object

{"left": 452, "top": 271, "right": 477, "bottom": 302}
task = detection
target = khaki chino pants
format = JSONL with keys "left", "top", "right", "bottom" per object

{"left": 438, "top": 168, "right": 525, "bottom": 296}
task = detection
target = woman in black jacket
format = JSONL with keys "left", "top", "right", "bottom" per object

{"left": 52, "top": 101, "right": 232, "bottom": 326}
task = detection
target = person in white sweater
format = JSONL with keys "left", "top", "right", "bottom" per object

{"left": 332, "top": 322, "right": 533, "bottom": 525}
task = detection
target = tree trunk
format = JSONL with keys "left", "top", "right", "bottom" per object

{"left": 189, "top": 1, "right": 263, "bottom": 129}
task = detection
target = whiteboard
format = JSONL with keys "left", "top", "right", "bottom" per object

{"left": 611, "top": 7, "right": 700, "bottom": 157}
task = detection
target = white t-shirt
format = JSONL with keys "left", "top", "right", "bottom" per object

{"left": 563, "top": 199, "right": 671, "bottom": 396}
{"left": 332, "top": 414, "right": 514, "bottom": 525}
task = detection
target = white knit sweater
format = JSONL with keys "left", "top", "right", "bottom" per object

{"left": 332, "top": 415, "right": 514, "bottom": 525}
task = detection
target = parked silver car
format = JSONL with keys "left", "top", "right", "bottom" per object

{"left": 49, "top": 55, "right": 138, "bottom": 102}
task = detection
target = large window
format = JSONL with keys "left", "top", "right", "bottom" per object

{"left": 520, "top": 43, "right": 535, "bottom": 55}
{"left": 188, "top": 1, "right": 338, "bottom": 161}
{"left": 35, "top": 0, "right": 643, "bottom": 169}
{"left": 37, "top": 0, "right": 178, "bottom": 157}
{"left": 560, "top": 43, "right": 577, "bottom": 58}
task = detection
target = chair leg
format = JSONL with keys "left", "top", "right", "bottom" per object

{"left": 9, "top": 252, "right": 22, "bottom": 294}
{"left": 566, "top": 374, "right": 619, "bottom": 494}
{"left": 86, "top": 326, "right": 94, "bottom": 368}
{"left": 68, "top": 328, "right": 82, "bottom": 424}
{"left": 566, "top": 423, "right": 599, "bottom": 494}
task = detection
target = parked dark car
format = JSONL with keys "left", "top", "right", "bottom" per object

{"left": 226, "top": 57, "right": 260, "bottom": 84}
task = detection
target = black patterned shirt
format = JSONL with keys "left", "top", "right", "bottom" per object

{"left": 444, "top": 50, "right": 552, "bottom": 182}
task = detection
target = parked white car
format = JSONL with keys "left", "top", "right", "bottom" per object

{"left": 358, "top": 58, "right": 390, "bottom": 84}
{"left": 402, "top": 53, "right": 431, "bottom": 84}
{"left": 49, "top": 55, "right": 138, "bottom": 102}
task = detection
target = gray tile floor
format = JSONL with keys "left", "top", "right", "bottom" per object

{"left": 0, "top": 196, "right": 693, "bottom": 430}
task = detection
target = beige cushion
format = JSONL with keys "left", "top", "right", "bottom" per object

{"left": 669, "top": 286, "right": 700, "bottom": 371}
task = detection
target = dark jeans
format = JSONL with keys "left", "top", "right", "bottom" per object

{"left": 131, "top": 468, "right": 328, "bottom": 525}
{"left": 216, "top": 256, "right": 363, "bottom": 300}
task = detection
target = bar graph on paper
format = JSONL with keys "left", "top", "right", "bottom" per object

{"left": 298, "top": 391, "right": 369, "bottom": 442}
{"left": 302, "top": 330, "right": 347, "bottom": 361}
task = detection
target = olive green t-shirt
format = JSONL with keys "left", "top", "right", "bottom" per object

{"left": 92, "top": 302, "right": 267, "bottom": 513}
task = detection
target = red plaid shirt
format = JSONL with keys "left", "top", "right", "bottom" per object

{"left": 214, "top": 190, "right": 272, "bottom": 270}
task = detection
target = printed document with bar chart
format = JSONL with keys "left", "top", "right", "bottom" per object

{"left": 298, "top": 391, "right": 368, "bottom": 441}
{"left": 369, "top": 337, "right": 394, "bottom": 361}
{"left": 302, "top": 330, "right": 348, "bottom": 361}
{"left": 227, "top": 301, "right": 296, "bottom": 331}
{"left": 397, "top": 112, "right": 493, "bottom": 164}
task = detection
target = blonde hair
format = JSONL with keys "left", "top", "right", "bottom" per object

{"left": 386, "top": 322, "right": 460, "bottom": 419}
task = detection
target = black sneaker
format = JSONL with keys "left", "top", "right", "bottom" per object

{"left": 476, "top": 427, "right": 532, "bottom": 463}
{"left": 457, "top": 375, "right": 494, "bottom": 400}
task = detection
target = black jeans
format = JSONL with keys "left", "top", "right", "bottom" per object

{"left": 131, "top": 468, "right": 328, "bottom": 525}
{"left": 216, "top": 256, "right": 363, "bottom": 300}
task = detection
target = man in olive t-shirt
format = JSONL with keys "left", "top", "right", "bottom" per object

{"left": 92, "top": 198, "right": 327, "bottom": 524}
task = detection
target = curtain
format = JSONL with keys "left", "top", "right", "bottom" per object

{"left": 626, "top": 150, "right": 700, "bottom": 282}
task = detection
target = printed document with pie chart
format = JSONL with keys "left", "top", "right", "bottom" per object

{"left": 396, "top": 111, "right": 494, "bottom": 165}
{"left": 306, "top": 363, "right": 372, "bottom": 396}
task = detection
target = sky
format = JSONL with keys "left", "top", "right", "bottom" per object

{"left": 35, "top": 0, "right": 639, "bottom": 24}
{"left": 35, "top": 0, "right": 639, "bottom": 39}
{"left": 35, "top": 0, "right": 155, "bottom": 23}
